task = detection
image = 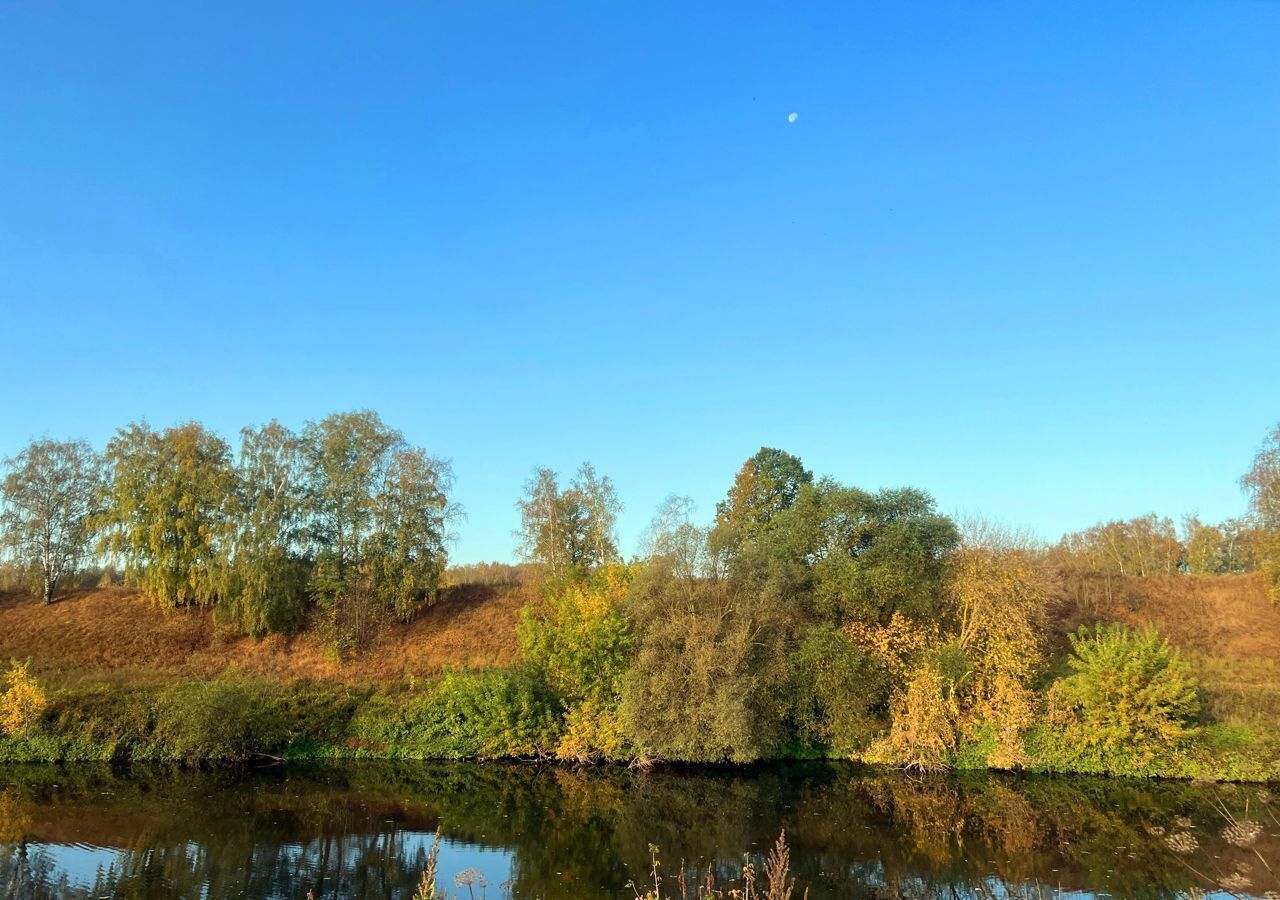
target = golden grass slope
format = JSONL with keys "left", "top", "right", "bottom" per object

{"left": 0, "top": 582, "right": 527, "bottom": 687}
{"left": 1, "top": 573, "right": 1276, "bottom": 692}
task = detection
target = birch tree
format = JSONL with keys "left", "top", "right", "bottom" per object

{"left": 1243, "top": 421, "right": 1280, "bottom": 601}
{"left": 516, "top": 463, "right": 621, "bottom": 576}
{"left": 569, "top": 463, "right": 621, "bottom": 568}
{"left": 516, "top": 468, "right": 566, "bottom": 573}
{"left": 220, "top": 421, "right": 310, "bottom": 635}
{"left": 367, "top": 446, "right": 456, "bottom": 622}
{"left": 301, "top": 411, "right": 455, "bottom": 644}
{"left": 96, "top": 422, "right": 237, "bottom": 607}
{"left": 0, "top": 438, "right": 104, "bottom": 603}
{"left": 300, "top": 411, "right": 401, "bottom": 582}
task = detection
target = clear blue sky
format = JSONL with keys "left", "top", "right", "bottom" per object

{"left": 1, "top": 2, "right": 1277, "bottom": 563}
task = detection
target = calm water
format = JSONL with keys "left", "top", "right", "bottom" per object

{"left": 0, "top": 762, "right": 1276, "bottom": 899}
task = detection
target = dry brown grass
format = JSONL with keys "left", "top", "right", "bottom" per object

{"left": 0, "top": 581, "right": 529, "bottom": 687}
{"left": 4, "top": 573, "right": 1275, "bottom": 691}
{"left": 1047, "top": 573, "right": 1280, "bottom": 727}
{"left": 1054, "top": 573, "right": 1280, "bottom": 661}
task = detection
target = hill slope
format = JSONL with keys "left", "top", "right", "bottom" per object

{"left": 0, "top": 583, "right": 526, "bottom": 687}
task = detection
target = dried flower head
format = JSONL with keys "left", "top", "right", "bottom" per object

{"left": 1221, "top": 872, "right": 1252, "bottom": 892}
{"left": 454, "top": 867, "right": 487, "bottom": 889}
{"left": 1223, "top": 820, "right": 1263, "bottom": 848}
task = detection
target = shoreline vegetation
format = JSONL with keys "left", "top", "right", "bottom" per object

{"left": 1, "top": 413, "right": 1279, "bottom": 780}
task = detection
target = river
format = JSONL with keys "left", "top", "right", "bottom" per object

{"left": 0, "top": 762, "right": 1274, "bottom": 898}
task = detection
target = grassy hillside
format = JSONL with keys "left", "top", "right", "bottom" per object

{"left": 1050, "top": 573, "right": 1280, "bottom": 747}
{"left": 6, "top": 573, "right": 1274, "bottom": 686}
{"left": 0, "top": 582, "right": 526, "bottom": 689}
{"left": 1055, "top": 573, "right": 1280, "bottom": 659}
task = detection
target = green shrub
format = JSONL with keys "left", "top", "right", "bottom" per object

{"left": 620, "top": 580, "right": 789, "bottom": 763}
{"left": 0, "top": 682, "right": 156, "bottom": 762}
{"left": 269, "top": 680, "right": 365, "bottom": 750}
{"left": 351, "top": 668, "right": 560, "bottom": 759}
{"left": 147, "top": 676, "right": 365, "bottom": 763}
{"left": 788, "top": 625, "right": 883, "bottom": 756}
{"left": 148, "top": 676, "right": 291, "bottom": 764}
{"left": 1044, "top": 623, "right": 1199, "bottom": 772}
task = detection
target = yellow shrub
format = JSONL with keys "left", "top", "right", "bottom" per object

{"left": 976, "top": 672, "right": 1035, "bottom": 769}
{"left": 866, "top": 664, "right": 959, "bottom": 771}
{"left": 0, "top": 661, "right": 47, "bottom": 736}
{"left": 555, "top": 699, "right": 625, "bottom": 763}
{"left": 844, "top": 612, "right": 938, "bottom": 679}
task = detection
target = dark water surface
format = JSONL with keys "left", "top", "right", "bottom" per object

{"left": 0, "top": 762, "right": 1276, "bottom": 898}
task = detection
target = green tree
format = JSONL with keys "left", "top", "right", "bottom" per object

{"left": 366, "top": 446, "right": 455, "bottom": 622}
{"left": 731, "top": 480, "right": 957, "bottom": 625}
{"left": 808, "top": 485, "right": 959, "bottom": 624}
{"left": 302, "top": 411, "right": 454, "bottom": 646}
{"left": 515, "top": 463, "right": 620, "bottom": 576}
{"left": 714, "top": 447, "right": 812, "bottom": 533}
{"left": 97, "top": 422, "right": 237, "bottom": 607}
{"left": 219, "top": 421, "right": 310, "bottom": 636}
{"left": 0, "top": 438, "right": 104, "bottom": 603}
{"left": 1242, "top": 422, "right": 1280, "bottom": 601}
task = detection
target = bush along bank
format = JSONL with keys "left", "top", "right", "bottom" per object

{"left": 2, "top": 646, "right": 1277, "bottom": 782}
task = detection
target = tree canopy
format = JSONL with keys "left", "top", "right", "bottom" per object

{"left": 0, "top": 438, "right": 104, "bottom": 603}
{"left": 1243, "top": 422, "right": 1280, "bottom": 601}
{"left": 96, "top": 422, "right": 237, "bottom": 608}
{"left": 516, "top": 463, "right": 621, "bottom": 576}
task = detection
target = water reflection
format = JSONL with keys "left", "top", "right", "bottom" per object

{"left": 0, "top": 762, "right": 1275, "bottom": 898}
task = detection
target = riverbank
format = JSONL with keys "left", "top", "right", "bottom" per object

{"left": 2, "top": 576, "right": 1280, "bottom": 780}
{"left": 1, "top": 668, "right": 1276, "bottom": 781}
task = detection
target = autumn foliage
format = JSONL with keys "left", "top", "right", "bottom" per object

{"left": 1, "top": 417, "right": 1279, "bottom": 778}
{"left": 0, "top": 661, "right": 46, "bottom": 736}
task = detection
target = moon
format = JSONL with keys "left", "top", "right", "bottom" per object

{"left": 787, "top": 112, "right": 798, "bottom": 123}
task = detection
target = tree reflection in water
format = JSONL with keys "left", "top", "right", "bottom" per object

{"left": 0, "top": 763, "right": 1275, "bottom": 899}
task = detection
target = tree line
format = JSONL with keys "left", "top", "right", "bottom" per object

{"left": 508, "top": 428, "right": 1279, "bottom": 769}
{"left": 1, "top": 416, "right": 1279, "bottom": 771}
{"left": 2, "top": 414, "right": 1278, "bottom": 642}
{"left": 0, "top": 411, "right": 455, "bottom": 650}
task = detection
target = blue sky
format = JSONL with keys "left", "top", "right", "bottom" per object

{"left": 1, "top": 2, "right": 1277, "bottom": 563}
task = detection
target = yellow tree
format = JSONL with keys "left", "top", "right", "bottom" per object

{"left": 518, "top": 565, "right": 635, "bottom": 761}
{"left": 943, "top": 527, "right": 1056, "bottom": 768}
